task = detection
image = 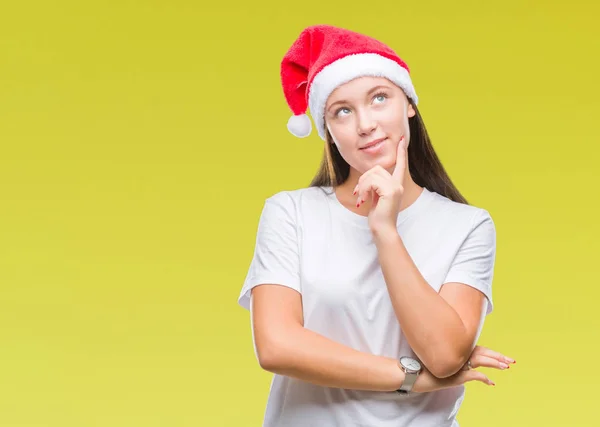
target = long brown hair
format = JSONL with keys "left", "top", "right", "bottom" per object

{"left": 308, "top": 102, "right": 469, "bottom": 204}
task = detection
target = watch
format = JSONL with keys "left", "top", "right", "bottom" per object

{"left": 396, "top": 356, "right": 422, "bottom": 395}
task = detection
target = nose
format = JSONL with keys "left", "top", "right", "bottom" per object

{"left": 356, "top": 109, "right": 376, "bottom": 136}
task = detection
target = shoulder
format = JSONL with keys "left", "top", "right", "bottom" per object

{"left": 255, "top": 186, "right": 331, "bottom": 229}
{"left": 264, "top": 186, "right": 330, "bottom": 212}
{"left": 427, "top": 190, "right": 495, "bottom": 233}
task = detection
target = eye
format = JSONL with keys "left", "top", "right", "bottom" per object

{"left": 373, "top": 92, "right": 388, "bottom": 104}
{"left": 335, "top": 107, "right": 351, "bottom": 117}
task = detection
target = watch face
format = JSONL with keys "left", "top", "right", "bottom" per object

{"left": 400, "top": 357, "right": 422, "bottom": 372}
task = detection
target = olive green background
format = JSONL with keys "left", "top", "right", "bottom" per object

{"left": 1, "top": 1, "right": 598, "bottom": 425}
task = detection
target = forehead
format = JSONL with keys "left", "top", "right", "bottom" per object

{"left": 326, "top": 76, "right": 396, "bottom": 104}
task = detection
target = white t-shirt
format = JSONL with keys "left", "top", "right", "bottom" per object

{"left": 238, "top": 185, "right": 496, "bottom": 427}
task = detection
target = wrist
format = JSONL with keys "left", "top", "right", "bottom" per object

{"left": 412, "top": 367, "right": 435, "bottom": 393}
{"left": 388, "top": 358, "right": 406, "bottom": 392}
{"left": 412, "top": 368, "right": 425, "bottom": 393}
{"left": 371, "top": 225, "right": 400, "bottom": 244}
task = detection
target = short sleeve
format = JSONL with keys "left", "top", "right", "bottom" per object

{"left": 237, "top": 193, "right": 301, "bottom": 311}
{"left": 443, "top": 209, "right": 497, "bottom": 315}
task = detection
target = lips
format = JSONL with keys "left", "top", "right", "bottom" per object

{"left": 360, "top": 138, "right": 387, "bottom": 150}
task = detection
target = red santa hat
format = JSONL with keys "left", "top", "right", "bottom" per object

{"left": 281, "top": 25, "right": 419, "bottom": 140}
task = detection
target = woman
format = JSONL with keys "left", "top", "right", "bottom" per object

{"left": 238, "top": 24, "right": 514, "bottom": 427}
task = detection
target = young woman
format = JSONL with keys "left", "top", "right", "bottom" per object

{"left": 238, "top": 24, "right": 514, "bottom": 427}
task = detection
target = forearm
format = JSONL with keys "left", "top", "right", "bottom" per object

{"left": 259, "top": 325, "right": 405, "bottom": 392}
{"left": 373, "top": 229, "right": 470, "bottom": 376}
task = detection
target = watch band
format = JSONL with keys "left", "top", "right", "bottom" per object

{"left": 396, "top": 371, "right": 418, "bottom": 394}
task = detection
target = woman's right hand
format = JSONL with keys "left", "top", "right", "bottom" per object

{"left": 412, "top": 345, "right": 515, "bottom": 393}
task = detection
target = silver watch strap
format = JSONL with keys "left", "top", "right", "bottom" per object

{"left": 398, "top": 372, "right": 418, "bottom": 393}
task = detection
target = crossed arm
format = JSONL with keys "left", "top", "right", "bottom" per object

{"left": 251, "top": 285, "right": 407, "bottom": 392}
{"left": 250, "top": 274, "right": 499, "bottom": 393}
{"left": 373, "top": 228, "right": 487, "bottom": 378}
{"left": 250, "top": 235, "right": 493, "bottom": 392}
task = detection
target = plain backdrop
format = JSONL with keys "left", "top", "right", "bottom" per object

{"left": 1, "top": 1, "right": 598, "bottom": 425}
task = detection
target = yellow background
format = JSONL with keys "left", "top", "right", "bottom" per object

{"left": 1, "top": 0, "right": 598, "bottom": 425}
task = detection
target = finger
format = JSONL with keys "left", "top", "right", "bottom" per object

{"left": 355, "top": 174, "right": 370, "bottom": 207}
{"left": 356, "top": 175, "right": 387, "bottom": 207}
{"left": 472, "top": 346, "right": 515, "bottom": 365}
{"left": 469, "top": 354, "right": 510, "bottom": 370}
{"left": 357, "top": 174, "right": 391, "bottom": 207}
{"left": 391, "top": 135, "right": 407, "bottom": 181}
{"left": 354, "top": 171, "right": 373, "bottom": 206}
{"left": 353, "top": 167, "right": 377, "bottom": 197}
{"left": 353, "top": 166, "right": 391, "bottom": 197}
{"left": 462, "top": 369, "right": 495, "bottom": 386}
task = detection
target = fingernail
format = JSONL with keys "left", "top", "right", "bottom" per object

{"left": 500, "top": 363, "right": 509, "bottom": 370}
{"left": 505, "top": 357, "right": 515, "bottom": 364}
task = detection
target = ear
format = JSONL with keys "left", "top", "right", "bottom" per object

{"left": 407, "top": 102, "right": 416, "bottom": 118}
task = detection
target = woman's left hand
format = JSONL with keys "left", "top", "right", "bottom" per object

{"left": 353, "top": 135, "right": 407, "bottom": 234}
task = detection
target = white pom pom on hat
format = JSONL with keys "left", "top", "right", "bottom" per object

{"left": 280, "top": 25, "right": 419, "bottom": 141}
{"left": 287, "top": 114, "right": 312, "bottom": 138}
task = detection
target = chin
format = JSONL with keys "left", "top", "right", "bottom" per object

{"left": 354, "top": 162, "right": 390, "bottom": 175}
{"left": 370, "top": 156, "right": 395, "bottom": 170}
{"left": 349, "top": 152, "right": 395, "bottom": 174}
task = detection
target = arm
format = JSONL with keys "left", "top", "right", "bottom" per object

{"left": 372, "top": 211, "right": 496, "bottom": 378}
{"left": 251, "top": 283, "right": 405, "bottom": 392}
{"left": 250, "top": 283, "right": 503, "bottom": 392}
{"left": 241, "top": 196, "right": 403, "bottom": 390}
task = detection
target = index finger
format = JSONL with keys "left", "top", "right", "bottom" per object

{"left": 392, "top": 135, "right": 407, "bottom": 180}
{"left": 473, "top": 346, "right": 515, "bottom": 364}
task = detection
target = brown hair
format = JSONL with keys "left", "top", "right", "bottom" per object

{"left": 308, "top": 102, "right": 469, "bottom": 204}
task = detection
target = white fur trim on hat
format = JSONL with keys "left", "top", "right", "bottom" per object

{"left": 308, "top": 53, "right": 418, "bottom": 141}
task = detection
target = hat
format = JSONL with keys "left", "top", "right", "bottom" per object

{"left": 281, "top": 25, "right": 418, "bottom": 140}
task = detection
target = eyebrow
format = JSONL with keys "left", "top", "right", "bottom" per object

{"left": 327, "top": 84, "right": 393, "bottom": 112}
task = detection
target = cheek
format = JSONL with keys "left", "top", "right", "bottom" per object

{"left": 328, "top": 123, "right": 353, "bottom": 150}
{"left": 377, "top": 108, "right": 406, "bottom": 132}
{"left": 329, "top": 129, "right": 358, "bottom": 162}
{"left": 331, "top": 138, "right": 354, "bottom": 161}
{"left": 331, "top": 139, "right": 371, "bottom": 173}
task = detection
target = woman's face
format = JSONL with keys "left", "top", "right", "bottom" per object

{"left": 324, "top": 76, "right": 415, "bottom": 176}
